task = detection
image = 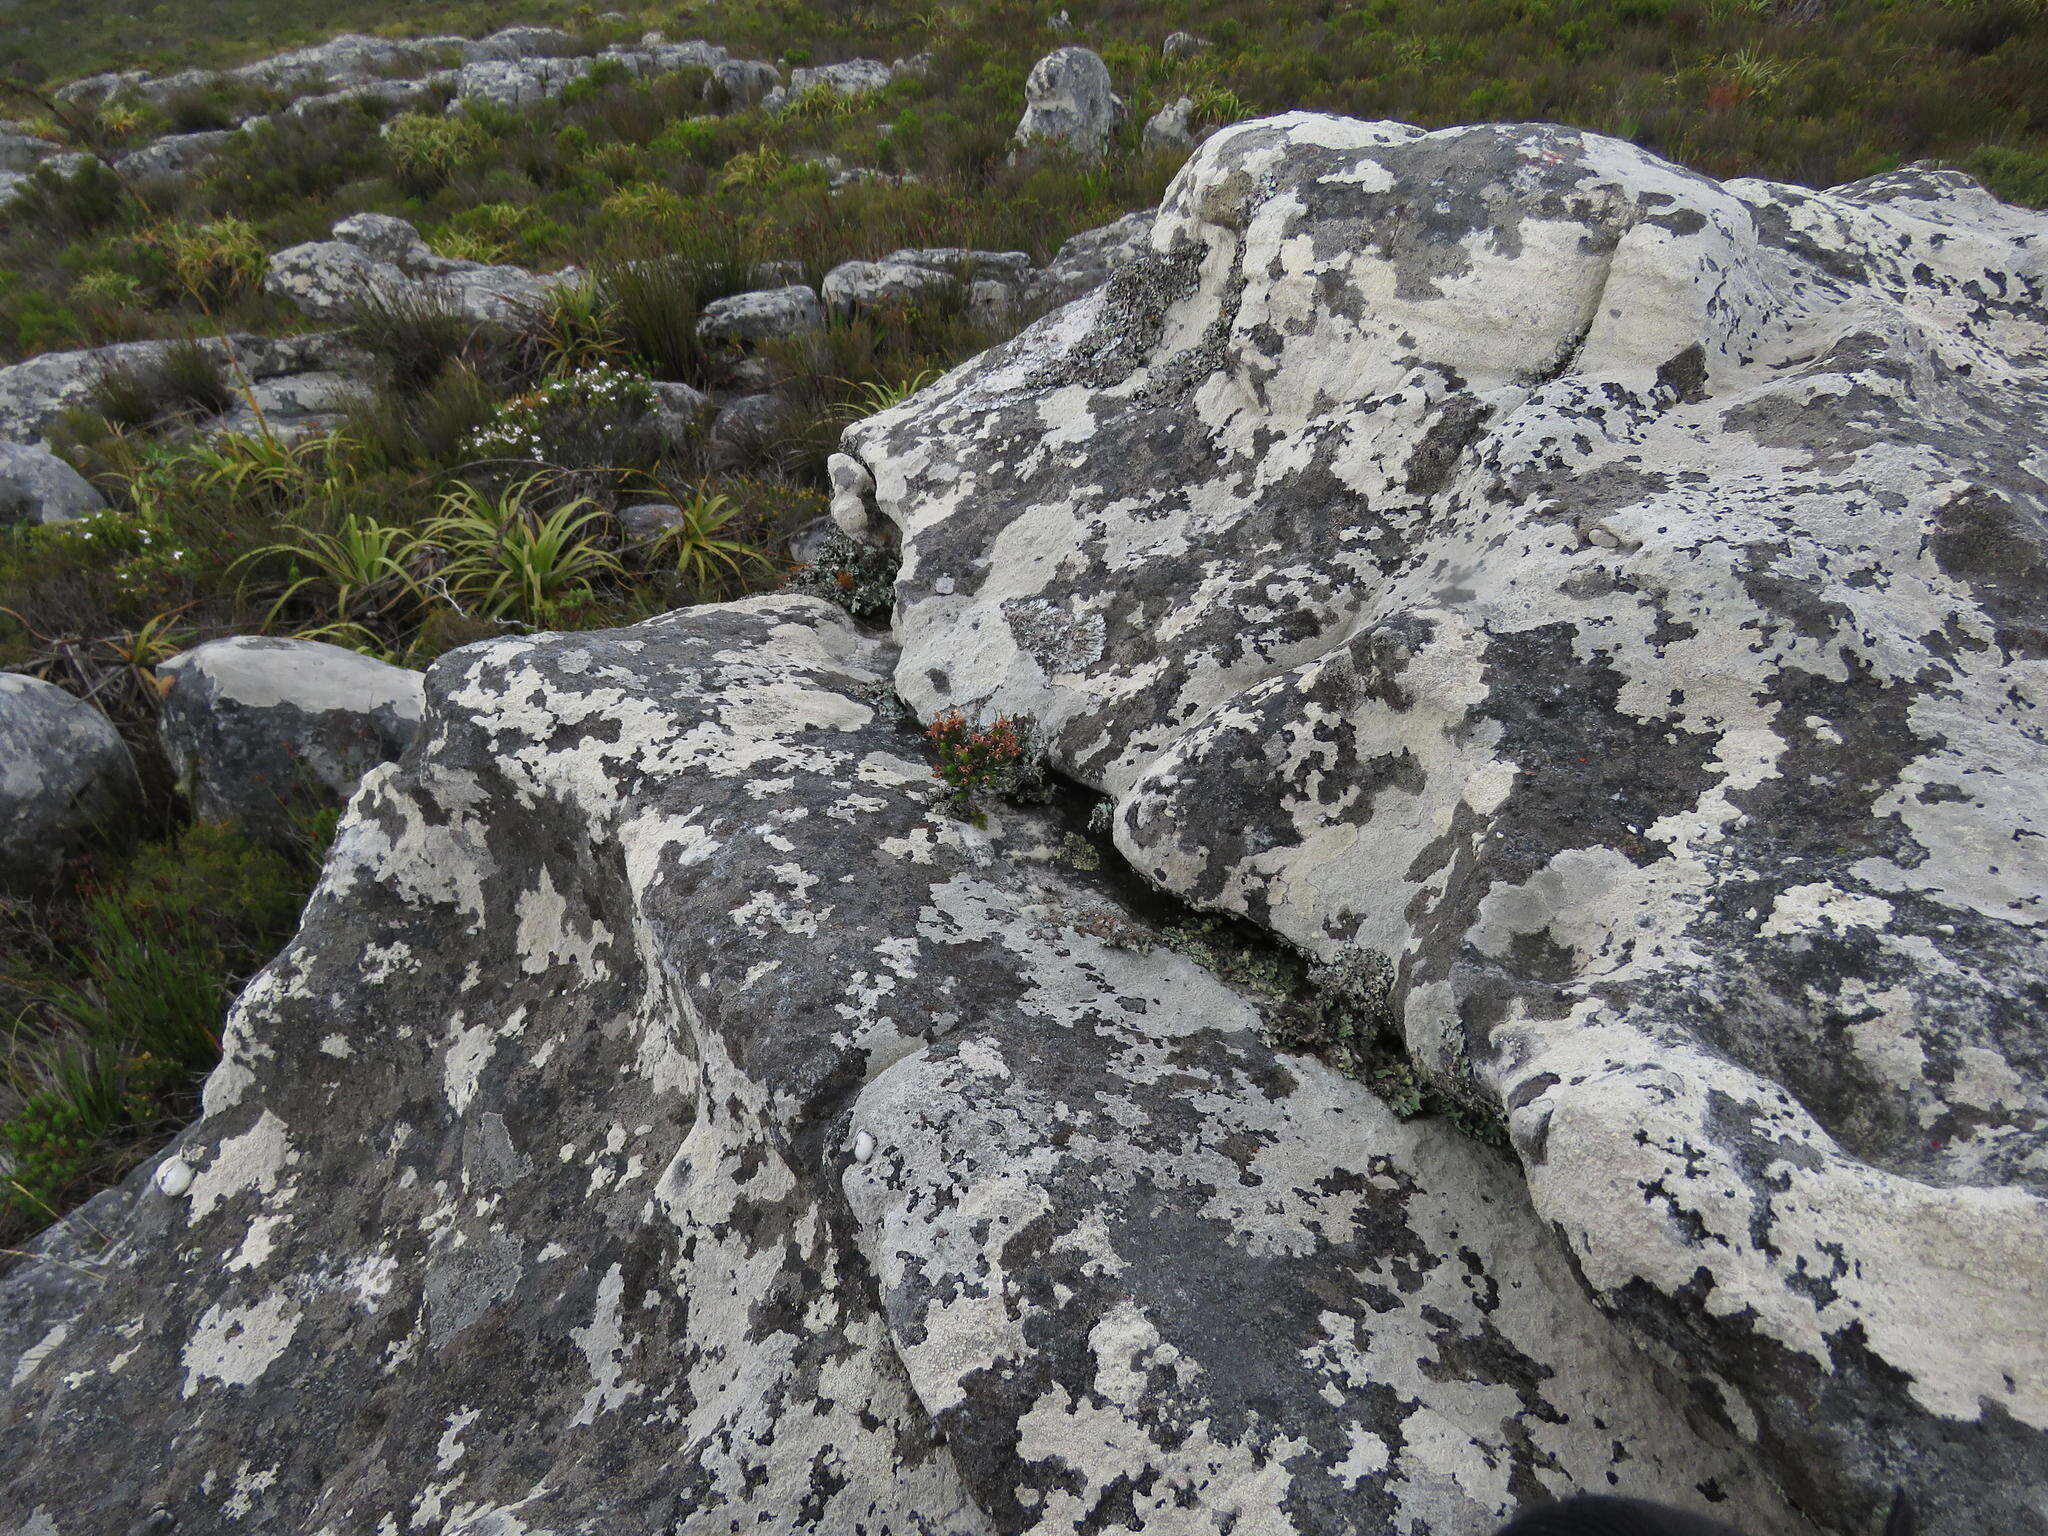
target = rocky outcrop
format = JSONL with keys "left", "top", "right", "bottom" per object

{"left": 157, "top": 636, "right": 423, "bottom": 841}
{"left": 0, "top": 598, "right": 1807, "bottom": 1534}
{"left": 0, "top": 332, "right": 351, "bottom": 445}
{"left": 110, "top": 128, "right": 234, "bottom": 182}
{"left": 838, "top": 116, "right": 2048, "bottom": 1535}
{"left": 265, "top": 214, "right": 580, "bottom": 324}
{"left": 0, "top": 442, "right": 106, "bottom": 525}
{"left": 0, "top": 674, "right": 137, "bottom": 893}
{"left": 1011, "top": 46, "right": 1119, "bottom": 162}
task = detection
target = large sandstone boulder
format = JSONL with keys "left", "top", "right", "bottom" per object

{"left": 157, "top": 636, "right": 423, "bottom": 841}
{"left": 0, "top": 675, "right": 137, "bottom": 893}
{"left": 111, "top": 129, "right": 234, "bottom": 183}
{"left": 1011, "top": 46, "right": 1118, "bottom": 162}
{"left": 0, "top": 442, "right": 106, "bottom": 525}
{"left": 838, "top": 116, "right": 2048, "bottom": 1535}
{"left": 0, "top": 598, "right": 1806, "bottom": 1534}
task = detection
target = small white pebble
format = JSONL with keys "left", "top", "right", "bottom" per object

{"left": 153, "top": 1158, "right": 193, "bottom": 1197}
{"left": 852, "top": 1131, "right": 876, "bottom": 1164}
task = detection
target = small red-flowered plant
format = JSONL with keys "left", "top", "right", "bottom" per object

{"left": 925, "top": 710, "right": 1028, "bottom": 810}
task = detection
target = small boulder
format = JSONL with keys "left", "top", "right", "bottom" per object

{"left": 1143, "top": 96, "right": 1195, "bottom": 154}
{"left": 0, "top": 675, "right": 138, "bottom": 894}
{"left": 708, "top": 59, "right": 781, "bottom": 109}
{"left": 696, "top": 285, "right": 826, "bottom": 347}
{"left": 648, "top": 379, "right": 712, "bottom": 445}
{"left": 708, "top": 393, "right": 793, "bottom": 468}
{"left": 821, "top": 249, "right": 1033, "bottom": 322}
{"left": 331, "top": 212, "right": 433, "bottom": 265}
{"left": 827, "top": 452, "right": 876, "bottom": 539}
{"left": 0, "top": 131, "right": 60, "bottom": 174}
{"left": 616, "top": 502, "right": 686, "bottom": 544}
{"left": 157, "top": 637, "right": 424, "bottom": 841}
{"left": 0, "top": 443, "right": 106, "bottom": 527}
{"left": 1011, "top": 47, "right": 1118, "bottom": 162}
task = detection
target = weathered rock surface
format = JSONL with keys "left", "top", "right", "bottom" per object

{"left": 0, "top": 674, "right": 136, "bottom": 893}
{"left": 789, "top": 57, "right": 893, "bottom": 97}
{"left": 0, "top": 441, "right": 106, "bottom": 525}
{"left": 1011, "top": 46, "right": 1118, "bottom": 162}
{"left": 157, "top": 636, "right": 423, "bottom": 841}
{"left": 707, "top": 390, "right": 793, "bottom": 466}
{"left": 840, "top": 116, "right": 2048, "bottom": 1535}
{"left": 0, "top": 598, "right": 1808, "bottom": 1534}
{"left": 0, "top": 332, "right": 349, "bottom": 445}
{"left": 1027, "top": 209, "right": 1155, "bottom": 309}
{"left": 696, "top": 284, "right": 826, "bottom": 346}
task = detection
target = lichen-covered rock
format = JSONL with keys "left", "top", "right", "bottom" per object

{"left": 157, "top": 636, "right": 423, "bottom": 841}
{"left": 0, "top": 674, "right": 137, "bottom": 894}
{"left": 696, "top": 284, "right": 826, "bottom": 346}
{"left": 1011, "top": 46, "right": 1118, "bottom": 162}
{"left": 232, "top": 32, "right": 464, "bottom": 90}
{"left": 0, "top": 441, "right": 106, "bottom": 525}
{"left": 839, "top": 116, "right": 2048, "bottom": 1534}
{"left": 0, "top": 598, "right": 1807, "bottom": 1534}
{"left": 0, "top": 129, "right": 62, "bottom": 174}
{"left": 330, "top": 210, "right": 434, "bottom": 265}
{"left": 207, "top": 370, "right": 371, "bottom": 441}
{"left": 450, "top": 55, "right": 593, "bottom": 109}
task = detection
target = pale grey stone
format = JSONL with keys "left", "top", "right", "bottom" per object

{"left": 111, "top": 129, "right": 233, "bottom": 182}
{"left": 1011, "top": 46, "right": 1117, "bottom": 161}
{"left": 1142, "top": 95, "right": 1194, "bottom": 154}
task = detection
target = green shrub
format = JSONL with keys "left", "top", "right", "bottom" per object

{"left": 148, "top": 215, "right": 267, "bottom": 304}
{"left": 384, "top": 110, "right": 492, "bottom": 194}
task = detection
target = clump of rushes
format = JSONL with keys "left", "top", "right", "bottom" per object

{"left": 926, "top": 709, "right": 1031, "bottom": 817}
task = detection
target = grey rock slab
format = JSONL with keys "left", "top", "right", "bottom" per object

{"left": 0, "top": 597, "right": 1807, "bottom": 1534}
{"left": 0, "top": 441, "right": 106, "bottom": 525}
{"left": 0, "top": 332, "right": 347, "bottom": 444}
{"left": 616, "top": 501, "right": 685, "bottom": 543}
{"left": 0, "top": 674, "right": 137, "bottom": 894}
{"left": 822, "top": 249, "right": 1032, "bottom": 322}
{"left": 0, "top": 131, "right": 62, "bottom": 173}
{"left": 788, "top": 58, "right": 892, "bottom": 97}
{"left": 1011, "top": 46, "right": 1118, "bottom": 162}
{"left": 331, "top": 211, "right": 433, "bottom": 265}
{"left": 157, "top": 635, "right": 423, "bottom": 841}
{"left": 1028, "top": 209, "right": 1155, "bottom": 309}
{"left": 708, "top": 57, "right": 780, "bottom": 108}
{"left": 695, "top": 284, "right": 826, "bottom": 346}
{"left": 840, "top": 114, "right": 2048, "bottom": 1535}
{"left": 111, "top": 129, "right": 233, "bottom": 182}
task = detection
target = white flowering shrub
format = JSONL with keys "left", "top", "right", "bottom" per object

{"left": 460, "top": 364, "right": 663, "bottom": 478}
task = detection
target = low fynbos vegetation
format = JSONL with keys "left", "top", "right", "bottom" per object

{"left": 0, "top": 810, "right": 331, "bottom": 1245}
